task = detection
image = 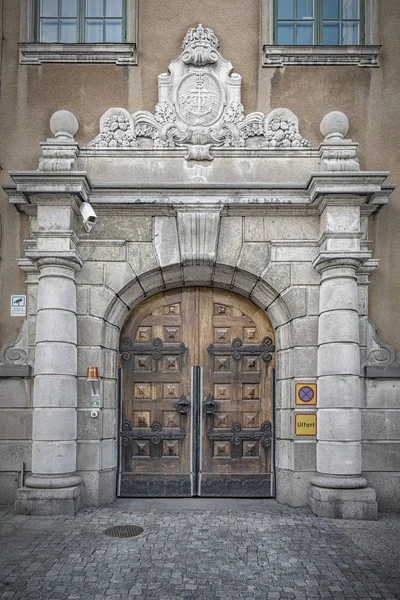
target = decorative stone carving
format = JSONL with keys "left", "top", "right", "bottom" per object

{"left": 89, "top": 24, "right": 309, "bottom": 160}
{"left": 39, "top": 110, "right": 79, "bottom": 171}
{"left": 366, "top": 321, "right": 397, "bottom": 368}
{"left": 0, "top": 320, "right": 28, "bottom": 366}
{"left": 177, "top": 212, "right": 220, "bottom": 265}
{"left": 319, "top": 111, "right": 360, "bottom": 172}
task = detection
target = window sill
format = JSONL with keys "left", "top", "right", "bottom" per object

{"left": 19, "top": 42, "right": 137, "bottom": 65}
{"left": 262, "top": 45, "right": 381, "bottom": 67}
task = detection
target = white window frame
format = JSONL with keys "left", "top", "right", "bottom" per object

{"left": 261, "top": 0, "right": 381, "bottom": 67}
{"left": 19, "top": 0, "right": 138, "bottom": 65}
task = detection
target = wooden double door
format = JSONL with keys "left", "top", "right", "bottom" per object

{"left": 118, "top": 288, "right": 275, "bottom": 497}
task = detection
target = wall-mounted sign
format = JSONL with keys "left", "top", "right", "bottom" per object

{"left": 295, "top": 383, "right": 317, "bottom": 405}
{"left": 295, "top": 413, "right": 317, "bottom": 436}
{"left": 10, "top": 295, "right": 26, "bottom": 317}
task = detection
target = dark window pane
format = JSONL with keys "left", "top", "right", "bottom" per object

{"left": 342, "top": 0, "right": 359, "bottom": 19}
{"left": 86, "top": 18, "right": 103, "bottom": 42}
{"left": 41, "top": 0, "right": 58, "bottom": 18}
{"left": 60, "top": 19, "right": 77, "bottom": 42}
{"left": 106, "top": 0, "right": 122, "bottom": 18}
{"left": 323, "top": 22, "right": 340, "bottom": 44}
{"left": 297, "top": 0, "right": 313, "bottom": 19}
{"left": 87, "top": 0, "right": 103, "bottom": 17}
{"left": 60, "top": 0, "right": 77, "bottom": 17}
{"left": 277, "top": 22, "right": 294, "bottom": 44}
{"left": 342, "top": 21, "right": 359, "bottom": 43}
{"left": 297, "top": 22, "right": 313, "bottom": 44}
{"left": 105, "top": 19, "right": 123, "bottom": 42}
{"left": 40, "top": 19, "right": 58, "bottom": 41}
{"left": 277, "top": 0, "right": 294, "bottom": 19}
{"left": 323, "top": 0, "right": 339, "bottom": 18}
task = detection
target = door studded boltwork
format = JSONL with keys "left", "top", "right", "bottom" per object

{"left": 118, "top": 288, "right": 275, "bottom": 498}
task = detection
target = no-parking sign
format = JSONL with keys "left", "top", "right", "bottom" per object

{"left": 295, "top": 383, "right": 317, "bottom": 406}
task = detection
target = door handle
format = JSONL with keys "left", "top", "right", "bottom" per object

{"left": 203, "top": 394, "right": 218, "bottom": 414}
{"left": 176, "top": 395, "right": 191, "bottom": 414}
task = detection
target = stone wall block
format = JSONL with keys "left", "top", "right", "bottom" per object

{"left": 127, "top": 242, "right": 159, "bottom": 276}
{"left": 76, "top": 286, "right": 89, "bottom": 315}
{"left": 103, "top": 349, "right": 117, "bottom": 380}
{"left": 293, "top": 347, "right": 318, "bottom": 378}
{"left": 32, "top": 440, "right": 76, "bottom": 475}
{"left": 291, "top": 263, "right": 320, "bottom": 286}
{"left": 102, "top": 410, "right": 116, "bottom": 439}
{"left": 362, "top": 442, "right": 400, "bottom": 471}
{"left": 35, "top": 375, "right": 77, "bottom": 408}
{"left": 77, "top": 316, "right": 103, "bottom": 346}
{"left": 103, "top": 322, "right": 120, "bottom": 351}
{"left": 162, "top": 265, "right": 184, "bottom": 288}
{"left": 280, "top": 287, "right": 307, "bottom": 320}
{"left": 318, "top": 375, "right": 360, "bottom": 408}
{"left": 77, "top": 347, "right": 103, "bottom": 378}
{"left": 37, "top": 276, "right": 76, "bottom": 312}
{"left": 291, "top": 317, "right": 319, "bottom": 347}
{"left": 261, "top": 263, "right": 291, "bottom": 294}
{"left": 366, "top": 379, "right": 400, "bottom": 409}
{"left": 213, "top": 264, "right": 235, "bottom": 288}
{"left": 36, "top": 310, "right": 77, "bottom": 344}
{"left": 237, "top": 242, "right": 270, "bottom": 277}
{"left": 275, "top": 349, "right": 292, "bottom": 380}
{"left": 216, "top": 217, "right": 243, "bottom": 267}
{"left": 275, "top": 439, "right": 292, "bottom": 470}
{"left": 275, "top": 322, "right": 291, "bottom": 351}
{"left": 276, "top": 409, "right": 292, "bottom": 440}
{"left": 90, "top": 286, "right": 116, "bottom": 319}
{"left": 138, "top": 270, "right": 165, "bottom": 293}
{"left": 35, "top": 342, "right": 77, "bottom": 375}
{"left": 0, "top": 441, "right": 32, "bottom": 470}
{"left": 292, "top": 441, "right": 316, "bottom": 471}
{"left": 232, "top": 270, "right": 257, "bottom": 294}
{"left": 250, "top": 280, "right": 278, "bottom": 311}
{"left": 0, "top": 380, "right": 30, "bottom": 408}
{"left": 80, "top": 244, "right": 126, "bottom": 262}
{"left": 76, "top": 262, "right": 104, "bottom": 285}
{"left": 317, "top": 441, "right": 362, "bottom": 475}
{"left": 272, "top": 245, "right": 318, "bottom": 262}
{"left": 318, "top": 343, "right": 360, "bottom": 376}
{"left": 318, "top": 408, "right": 361, "bottom": 441}
{"left": 307, "top": 287, "right": 320, "bottom": 316}
{"left": 318, "top": 310, "right": 359, "bottom": 344}
{"left": 101, "top": 440, "right": 115, "bottom": 469}
{"left": 77, "top": 441, "right": 101, "bottom": 470}
{"left": 37, "top": 205, "right": 74, "bottom": 231}
{"left": 102, "top": 379, "right": 117, "bottom": 409}
{"left": 323, "top": 205, "right": 360, "bottom": 233}
{"left": 0, "top": 409, "right": 32, "bottom": 440}
{"left": 77, "top": 378, "right": 92, "bottom": 408}
{"left": 33, "top": 408, "right": 77, "bottom": 441}
{"left": 87, "top": 215, "right": 152, "bottom": 241}
{"left": 154, "top": 217, "right": 181, "bottom": 267}
{"left": 266, "top": 296, "right": 291, "bottom": 328}
{"left": 28, "top": 286, "right": 38, "bottom": 315}
{"left": 183, "top": 266, "right": 213, "bottom": 285}
{"left": 362, "top": 410, "right": 400, "bottom": 440}
{"left": 105, "top": 297, "right": 130, "bottom": 327}
{"left": 276, "top": 379, "right": 294, "bottom": 409}
{"left": 77, "top": 410, "right": 102, "bottom": 440}
{"left": 104, "top": 262, "right": 136, "bottom": 294}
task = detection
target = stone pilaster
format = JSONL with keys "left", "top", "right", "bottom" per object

{"left": 309, "top": 200, "right": 378, "bottom": 519}
{"left": 15, "top": 253, "right": 83, "bottom": 515}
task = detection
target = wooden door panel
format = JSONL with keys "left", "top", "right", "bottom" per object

{"left": 119, "top": 287, "right": 274, "bottom": 498}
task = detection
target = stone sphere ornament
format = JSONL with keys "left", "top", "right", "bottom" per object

{"left": 50, "top": 110, "right": 79, "bottom": 140}
{"left": 320, "top": 111, "right": 349, "bottom": 141}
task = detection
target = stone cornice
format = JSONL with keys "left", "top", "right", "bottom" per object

{"left": 5, "top": 172, "right": 92, "bottom": 207}
{"left": 313, "top": 252, "right": 372, "bottom": 273}
{"left": 262, "top": 45, "right": 381, "bottom": 68}
{"left": 25, "top": 251, "right": 84, "bottom": 272}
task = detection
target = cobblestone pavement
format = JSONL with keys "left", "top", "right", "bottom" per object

{"left": 0, "top": 498, "right": 399, "bottom": 600}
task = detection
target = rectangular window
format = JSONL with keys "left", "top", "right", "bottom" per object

{"left": 274, "top": 0, "right": 365, "bottom": 45}
{"left": 36, "top": 0, "right": 126, "bottom": 43}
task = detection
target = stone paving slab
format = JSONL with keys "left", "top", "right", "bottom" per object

{"left": 0, "top": 499, "right": 399, "bottom": 600}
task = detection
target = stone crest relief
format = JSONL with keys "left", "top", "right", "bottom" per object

{"left": 89, "top": 24, "right": 309, "bottom": 160}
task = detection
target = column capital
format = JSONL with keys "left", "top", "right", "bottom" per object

{"left": 313, "top": 251, "right": 371, "bottom": 274}
{"left": 26, "top": 250, "right": 83, "bottom": 273}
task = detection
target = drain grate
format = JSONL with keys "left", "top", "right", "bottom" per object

{"left": 104, "top": 525, "right": 143, "bottom": 538}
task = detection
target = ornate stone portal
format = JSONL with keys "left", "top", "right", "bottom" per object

{"left": 3, "top": 24, "right": 396, "bottom": 518}
{"left": 89, "top": 24, "right": 309, "bottom": 160}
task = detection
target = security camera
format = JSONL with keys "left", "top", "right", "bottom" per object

{"left": 80, "top": 201, "right": 97, "bottom": 232}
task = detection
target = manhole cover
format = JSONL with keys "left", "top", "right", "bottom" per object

{"left": 104, "top": 525, "right": 143, "bottom": 538}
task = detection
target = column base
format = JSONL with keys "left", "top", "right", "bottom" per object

{"left": 15, "top": 484, "right": 83, "bottom": 516}
{"left": 310, "top": 484, "right": 378, "bottom": 520}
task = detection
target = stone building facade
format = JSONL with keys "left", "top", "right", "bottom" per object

{"left": 0, "top": 1, "right": 399, "bottom": 519}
